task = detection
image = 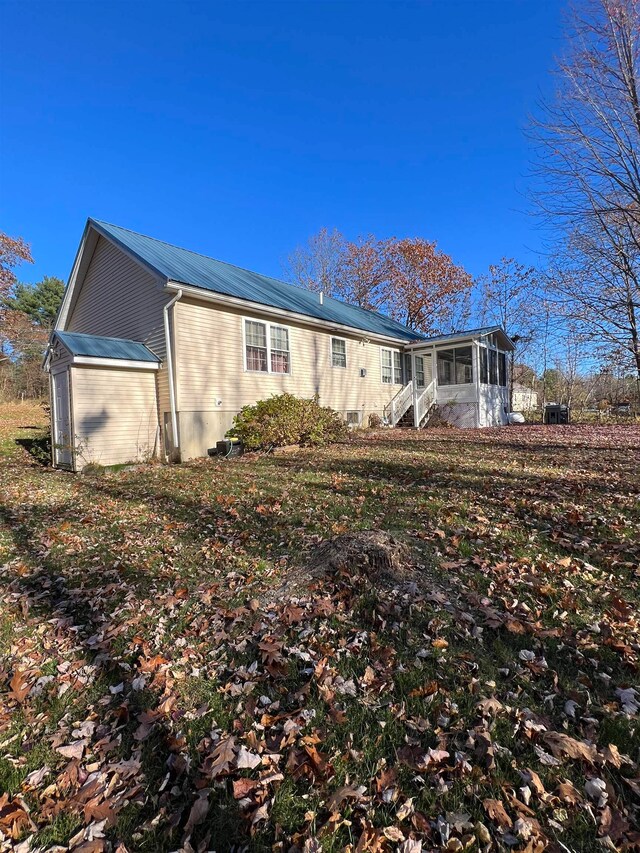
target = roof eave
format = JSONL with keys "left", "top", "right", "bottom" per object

{"left": 165, "top": 280, "right": 419, "bottom": 346}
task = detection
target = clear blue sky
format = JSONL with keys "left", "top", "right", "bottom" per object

{"left": 1, "top": 0, "right": 562, "bottom": 286}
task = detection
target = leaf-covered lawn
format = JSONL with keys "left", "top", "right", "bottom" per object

{"left": 1, "top": 401, "right": 639, "bottom": 852}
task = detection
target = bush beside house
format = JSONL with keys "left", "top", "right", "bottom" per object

{"left": 229, "top": 393, "right": 348, "bottom": 450}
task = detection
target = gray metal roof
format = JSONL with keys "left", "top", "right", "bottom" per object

{"left": 408, "top": 326, "right": 515, "bottom": 351}
{"left": 89, "top": 219, "right": 424, "bottom": 342}
{"left": 54, "top": 331, "right": 160, "bottom": 362}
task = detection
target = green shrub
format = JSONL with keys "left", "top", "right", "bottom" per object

{"left": 228, "top": 393, "right": 348, "bottom": 450}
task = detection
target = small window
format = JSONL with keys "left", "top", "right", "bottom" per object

{"left": 270, "top": 325, "right": 290, "bottom": 374}
{"left": 498, "top": 352, "right": 507, "bottom": 387}
{"left": 489, "top": 349, "right": 498, "bottom": 385}
{"left": 415, "top": 355, "right": 425, "bottom": 388}
{"left": 346, "top": 410, "right": 361, "bottom": 426}
{"left": 480, "top": 347, "right": 489, "bottom": 384}
{"left": 437, "top": 346, "right": 473, "bottom": 386}
{"left": 331, "top": 337, "right": 347, "bottom": 368}
{"left": 245, "top": 320, "right": 268, "bottom": 372}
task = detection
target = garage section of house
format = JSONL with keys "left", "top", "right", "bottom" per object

{"left": 46, "top": 331, "right": 161, "bottom": 471}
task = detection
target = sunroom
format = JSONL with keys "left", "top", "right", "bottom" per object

{"left": 384, "top": 326, "right": 515, "bottom": 429}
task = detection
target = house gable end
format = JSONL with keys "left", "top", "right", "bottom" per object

{"left": 61, "top": 229, "right": 169, "bottom": 358}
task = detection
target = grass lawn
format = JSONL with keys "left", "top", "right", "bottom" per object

{"left": 0, "top": 400, "right": 639, "bottom": 852}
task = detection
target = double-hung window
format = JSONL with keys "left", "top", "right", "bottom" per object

{"left": 437, "top": 346, "right": 473, "bottom": 385}
{"left": 381, "top": 348, "right": 402, "bottom": 384}
{"left": 331, "top": 337, "right": 347, "bottom": 368}
{"left": 244, "top": 319, "right": 290, "bottom": 374}
{"left": 270, "top": 325, "right": 290, "bottom": 373}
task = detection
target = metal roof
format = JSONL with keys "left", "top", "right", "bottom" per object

{"left": 89, "top": 219, "right": 424, "bottom": 342}
{"left": 407, "top": 326, "right": 515, "bottom": 351}
{"left": 54, "top": 331, "right": 160, "bottom": 362}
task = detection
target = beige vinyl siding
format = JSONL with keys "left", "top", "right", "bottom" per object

{"left": 70, "top": 366, "right": 159, "bottom": 467}
{"left": 175, "top": 297, "right": 404, "bottom": 458}
{"left": 65, "top": 234, "right": 171, "bottom": 443}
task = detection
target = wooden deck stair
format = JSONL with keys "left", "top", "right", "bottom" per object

{"left": 397, "top": 402, "right": 438, "bottom": 429}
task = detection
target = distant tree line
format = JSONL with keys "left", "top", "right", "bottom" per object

{"left": 0, "top": 232, "right": 64, "bottom": 400}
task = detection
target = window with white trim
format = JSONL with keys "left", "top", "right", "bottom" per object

{"left": 331, "top": 337, "right": 347, "bottom": 368}
{"left": 381, "top": 348, "right": 403, "bottom": 384}
{"left": 415, "top": 355, "right": 425, "bottom": 388}
{"left": 270, "top": 324, "right": 290, "bottom": 373}
{"left": 245, "top": 320, "right": 268, "bottom": 372}
{"left": 244, "top": 319, "right": 291, "bottom": 374}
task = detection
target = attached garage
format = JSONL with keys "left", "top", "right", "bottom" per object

{"left": 45, "top": 331, "right": 161, "bottom": 471}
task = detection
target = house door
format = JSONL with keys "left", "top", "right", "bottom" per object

{"left": 52, "top": 371, "right": 73, "bottom": 468}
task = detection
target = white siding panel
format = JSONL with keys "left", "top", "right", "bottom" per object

{"left": 70, "top": 366, "right": 159, "bottom": 467}
{"left": 67, "top": 236, "right": 167, "bottom": 349}
{"left": 175, "top": 298, "right": 404, "bottom": 458}
{"left": 65, "top": 235, "right": 171, "bottom": 450}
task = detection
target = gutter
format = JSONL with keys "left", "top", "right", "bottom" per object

{"left": 164, "top": 281, "right": 417, "bottom": 348}
{"left": 163, "top": 289, "right": 182, "bottom": 460}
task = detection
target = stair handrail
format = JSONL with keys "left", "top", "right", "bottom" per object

{"left": 415, "top": 378, "right": 436, "bottom": 426}
{"left": 384, "top": 381, "right": 413, "bottom": 425}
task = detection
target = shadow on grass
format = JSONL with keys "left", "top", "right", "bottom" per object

{"left": 16, "top": 433, "right": 52, "bottom": 466}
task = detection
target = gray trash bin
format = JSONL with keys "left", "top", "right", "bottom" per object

{"left": 544, "top": 404, "right": 569, "bottom": 425}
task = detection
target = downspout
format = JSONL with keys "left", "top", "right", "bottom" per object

{"left": 163, "top": 289, "right": 182, "bottom": 460}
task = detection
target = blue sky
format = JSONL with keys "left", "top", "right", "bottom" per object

{"left": 1, "top": 0, "right": 562, "bottom": 286}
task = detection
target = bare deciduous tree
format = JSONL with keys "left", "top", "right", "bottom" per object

{"left": 531, "top": 0, "right": 640, "bottom": 399}
{"left": 478, "top": 258, "right": 541, "bottom": 408}
{"left": 283, "top": 228, "right": 345, "bottom": 298}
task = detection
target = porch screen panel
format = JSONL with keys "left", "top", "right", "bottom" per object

{"left": 480, "top": 347, "right": 489, "bottom": 384}
{"left": 454, "top": 347, "right": 472, "bottom": 384}
{"left": 489, "top": 349, "right": 498, "bottom": 385}
{"left": 438, "top": 347, "right": 473, "bottom": 385}
{"left": 415, "top": 356, "right": 425, "bottom": 387}
{"left": 437, "top": 349, "right": 454, "bottom": 385}
{"left": 498, "top": 352, "right": 507, "bottom": 387}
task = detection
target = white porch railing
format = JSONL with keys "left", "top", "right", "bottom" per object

{"left": 414, "top": 378, "right": 436, "bottom": 427}
{"left": 384, "top": 382, "right": 413, "bottom": 426}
